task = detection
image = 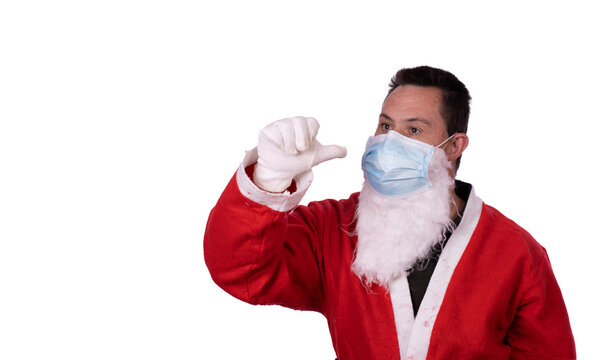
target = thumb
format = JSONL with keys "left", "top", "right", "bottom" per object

{"left": 312, "top": 141, "right": 347, "bottom": 167}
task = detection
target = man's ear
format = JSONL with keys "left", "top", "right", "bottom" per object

{"left": 445, "top": 133, "right": 469, "bottom": 162}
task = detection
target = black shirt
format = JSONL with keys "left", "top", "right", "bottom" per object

{"left": 407, "top": 181, "right": 471, "bottom": 316}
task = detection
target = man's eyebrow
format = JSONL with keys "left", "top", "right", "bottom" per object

{"left": 379, "top": 113, "right": 394, "bottom": 122}
{"left": 380, "top": 113, "right": 431, "bottom": 126}
{"left": 407, "top": 118, "right": 432, "bottom": 126}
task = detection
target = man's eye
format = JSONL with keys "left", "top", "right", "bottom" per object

{"left": 381, "top": 123, "right": 390, "bottom": 130}
{"left": 410, "top": 127, "right": 421, "bottom": 134}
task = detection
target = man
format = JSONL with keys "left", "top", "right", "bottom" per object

{"left": 204, "top": 66, "right": 576, "bottom": 359}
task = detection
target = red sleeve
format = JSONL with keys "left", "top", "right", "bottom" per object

{"left": 203, "top": 172, "right": 325, "bottom": 312}
{"left": 506, "top": 249, "right": 576, "bottom": 359}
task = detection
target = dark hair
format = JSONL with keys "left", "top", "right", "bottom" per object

{"left": 387, "top": 66, "right": 471, "bottom": 169}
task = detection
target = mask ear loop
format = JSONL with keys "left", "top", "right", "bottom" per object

{"left": 437, "top": 133, "right": 456, "bottom": 149}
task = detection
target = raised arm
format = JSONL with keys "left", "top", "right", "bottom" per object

{"left": 204, "top": 117, "right": 346, "bottom": 312}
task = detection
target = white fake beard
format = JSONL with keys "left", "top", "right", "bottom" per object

{"left": 352, "top": 149, "right": 456, "bottom": 288}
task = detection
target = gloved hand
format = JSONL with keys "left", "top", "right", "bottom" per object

{"left": 253, "top": 116, "right": 347, "bottom": 193}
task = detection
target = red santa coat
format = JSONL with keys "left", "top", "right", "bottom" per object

{"left": 204, "top": 151, "right": 576, "bottom": 359}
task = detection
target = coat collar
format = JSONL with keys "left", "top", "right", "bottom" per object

{"left": 388, "top": 182, "right": 483, "bottom": 359}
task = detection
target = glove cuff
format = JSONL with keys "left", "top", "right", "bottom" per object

{"left": 253, "top": 162, "right": 294, "bottom": 193}
{"left": 236, "top": 147, "right": 312, "bottom": 212}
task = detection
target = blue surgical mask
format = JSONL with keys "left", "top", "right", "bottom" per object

{"left": 361, "top": 130, "right": 455, "bottom": 198}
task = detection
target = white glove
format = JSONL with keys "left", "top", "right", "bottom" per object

{"left": 253, "top": 116, "right": 347, "bottom": 193}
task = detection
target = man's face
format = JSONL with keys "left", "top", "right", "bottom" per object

{"left": 375, "top": 85, "right": 449, "bottom": 146}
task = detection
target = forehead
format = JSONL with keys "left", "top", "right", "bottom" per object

{"left": 382, "top": 85, "right": 444, "bottom": 122}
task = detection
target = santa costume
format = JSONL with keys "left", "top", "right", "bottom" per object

{"left": 204, "top": 148, "right": 576, "bottom": 359}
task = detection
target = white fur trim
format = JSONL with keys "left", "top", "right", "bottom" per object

{"left": 389, "top": 185, "right": 484, "bottom": 359}
{"left": 235, "top": 147, "right": 313, "bottom": 212}
{"left": 389, "top": 274, "right": 415, "bottom": 360}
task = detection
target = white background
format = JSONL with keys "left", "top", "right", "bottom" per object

{"left": 1, "top": 1, "right": 606, "bottom": 359}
